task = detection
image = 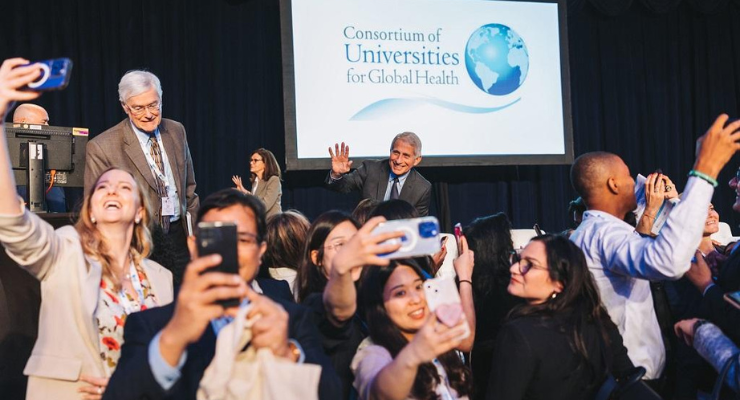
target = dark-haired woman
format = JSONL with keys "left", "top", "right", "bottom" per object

{"left": 294, "top": 210, "right": 367, "bottom": 399}
{"left": 232, "top": 148, "right": 282, "bottom": 218}
{"left": 352, "top": 259, "right": 472, "bottom": 400}
{"left": 486, "top": 235, "right": 633, "bottom": 400}
{"left": 464, "top": 213, "right": 523, "bottom": 399}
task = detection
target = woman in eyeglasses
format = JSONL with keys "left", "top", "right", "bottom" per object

{"left": 232, "top": 148, "right": 282, "bottom": 218}
{"left": 486, "top": 234, "right": 633, "bottom": 400}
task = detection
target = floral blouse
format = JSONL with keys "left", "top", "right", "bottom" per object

{"left": 96, "top": 262, "right": 160, "bottom": 376}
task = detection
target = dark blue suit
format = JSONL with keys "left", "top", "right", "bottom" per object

{"left": 104, "top": 279, "right": 340, "bottom": 400}
{"left": 325, "top": 159, "right": 432, "bottom": 216}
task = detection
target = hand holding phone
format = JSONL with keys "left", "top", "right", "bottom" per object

{"left": 196, "top": 221, "right": 240, "bottom": 308}
{"left": 453, "top": 222, "right": 463, "bottom": 256}
{"left": 22, "top": 58, "right": 73, "bottom": 91}
{"left": 423, "top": 276, "right": 470, "bottom": 339}
{"left": 371, "top": 216, "right": 441, "bottom": 259}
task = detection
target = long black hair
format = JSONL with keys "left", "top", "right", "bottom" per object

{"left": 295, "top": 210, "right": 360, "bottom": 303}
{"left": 360, "top": 258, "right": 472, "bottom": 399}
{"left": 508, "top": 234, "right": 610, "bottom": 390}
{"left": 463, "top": 213, "right": 513, "bottom": 297}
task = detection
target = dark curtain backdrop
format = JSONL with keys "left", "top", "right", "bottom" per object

{"left": 2, "top": 0, "right": 740, "bottom": 234}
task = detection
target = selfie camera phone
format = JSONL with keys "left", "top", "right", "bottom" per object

{"left": 197, "top": 221, "right": 240, "bottom": 308}
{"left": 724, "top": 291, "right": 740, "bottom": 310}
{"left": 453, "top": 222, "right": 463, "bottom": 256}
{"left": 534, "top": 223, "right": 543, "bottom": 237}
{"left": 372, "top": 216, "right": 441, "bottom": 259}
{"left": 24, "top": 58, "right": 73, "bottom": 91}
{"left": 424, "top": 276, "right": 470, "bottom": 339}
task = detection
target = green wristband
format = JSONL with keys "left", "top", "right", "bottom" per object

{"left": 688, "top": 170, "right": 718, "bottom": 187}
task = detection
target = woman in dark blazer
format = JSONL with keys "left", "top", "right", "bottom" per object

{"left": 486, "top": 235, "right": 633, "bottom": 400}
{"left": 232, "top": 148, "right": 282, "bottom": 218}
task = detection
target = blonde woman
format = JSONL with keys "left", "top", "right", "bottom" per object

{"left": 0, "top": 58, "right": 173, "bottom": 400}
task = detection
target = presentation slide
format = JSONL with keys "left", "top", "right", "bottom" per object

{"left": 281, "top": 0, "right": 572, "bottom": 169}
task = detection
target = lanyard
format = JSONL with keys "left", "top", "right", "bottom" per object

{"left": 118, "top": 262, "right": 146, "bottom": 314}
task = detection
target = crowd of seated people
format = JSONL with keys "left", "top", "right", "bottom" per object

{"left": 6, "top": 56, "right": 740, "bottom": 400}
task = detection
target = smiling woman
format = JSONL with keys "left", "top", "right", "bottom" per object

{"left": 353, "top": 259, "right": 472, "bottom": 400}
{"left": 487, "top": 235, "right": 633, "bottom": 400}
{"left": 0, "top": 58, "right": 173, "bottom": 400}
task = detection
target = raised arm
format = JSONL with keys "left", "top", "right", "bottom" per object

{"left": 606, "top": 115, "right": 740, "bottom": 280}
{"left": 0, "top": 58, "right": 41, "bottom": 213}
{"left": 324, "top": 217, "right": 401, "bottom": 325}
{"left": 453, "top": 236, "right": 476, "bottom": 352}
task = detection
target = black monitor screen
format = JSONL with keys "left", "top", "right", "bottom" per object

{"left": 5, "top": 123, "right": 88, "bottom": 187}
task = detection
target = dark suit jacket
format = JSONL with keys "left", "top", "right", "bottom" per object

{"left": 324, "top": 159, "right": 432, "bottom": 216}
{"left": 85, "top": 118, "right": 199, "bottom": 236}
{"left": 104, "top": 279, "right": 341, "bottom": 400}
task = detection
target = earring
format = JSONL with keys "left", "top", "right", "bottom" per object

{"left": 91, "top": 215, "right": 96, "bottom": 224}
{"left": 551, "top": 292, "right": 558, "bottom": 299}
{"left": 134, "top": 218, "right": 141, "bottom": 224}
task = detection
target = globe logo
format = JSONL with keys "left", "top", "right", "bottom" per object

{"left": 465, "top": 24, "right": 529, "bottom": 96}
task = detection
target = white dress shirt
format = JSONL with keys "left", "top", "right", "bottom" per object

{"left": 570, "top": 176, "right": 714, "bottom": 379}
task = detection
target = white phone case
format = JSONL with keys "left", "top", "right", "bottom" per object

{"left": 423, "top": 276, "right": 470, "bottom": 339}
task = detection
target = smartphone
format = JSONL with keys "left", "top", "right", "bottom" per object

{"left": 424, "top": 276, "right": 470, "bottom": 339}
{"left": 372, "top": 216, "right": 441, "bottom": 259}
{"left": 724, "top": 291, "right": 740, "bottom": 310}
{"left": 196, "top": 221, "right": 240, "bottom": 308}
{"left": 534, "top": 223, "right": 543, "bottom": 237}
{"left": 24, "top": 58, "right": 73, "bottom": 91}
{"left": 453, "top": 222, "right": 463, "bottom": 256}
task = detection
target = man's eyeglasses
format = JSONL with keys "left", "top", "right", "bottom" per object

{"left": 127, "top": 101, "right": 161, "bottom": 116}
{"left": 250, "top": 158, "right": 263, "bottom": 163}
{"left": 509, "top": 250, "right": 547, "bottom": 275}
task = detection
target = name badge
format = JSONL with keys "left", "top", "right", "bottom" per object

{"left": 162, "top": 197, "right": 176, "bottom": 216}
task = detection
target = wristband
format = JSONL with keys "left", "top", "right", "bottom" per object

{"left": 693, "top": 319, "right": 710, "bottom": 334}
{"left": 688, "top": 170, "right": 718, "bottom": 187}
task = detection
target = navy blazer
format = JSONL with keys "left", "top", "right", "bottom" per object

{"left": 104, "top": 279, "right": 341, "bottom": 400}
{"left": 324, "top": 159, "right": 432, "bottom": 216}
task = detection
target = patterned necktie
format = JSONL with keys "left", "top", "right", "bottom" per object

{"left": 390, "top": 176, "right": 400, "bottom": 200}
{"left": 149, "top": 135, "right": 170, "bottom": 233}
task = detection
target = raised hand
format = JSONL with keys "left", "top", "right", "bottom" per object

{"left": 694, "top": 114, "right": 740, "bottom": 179}
{"left": 662, "top": 175, "right": 678, "bottom": 199}
{"left": 453, "top": 235, "right": 474, "bottom": 281}
{"left": 643, "top": 173, "right": 667, "bottom": 216}
{"left": 0, "top": 58, "right": 42, "bottom": 117}
{"left": 232, "top": 175, "right": 250, "bottom": 194}
{"left": 330, "top": 216, "right": 403, "bottom": 277}
{"left": 328, "top": 142, "right": 353, "bottom": 178}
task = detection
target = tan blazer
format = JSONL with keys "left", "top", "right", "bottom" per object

{"left": 252, "top": 175, "right": 282, "bottom": 218}
{"left": 0, "top": 207, "right": 173, "bottom": 400}
{"left": 85, "top": 118, "right": 199, "bottom": 236}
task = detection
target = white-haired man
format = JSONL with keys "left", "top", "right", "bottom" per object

{"left": 85, "top": 70, "right": 199, "bottom": 281}
{"left": 326, "top": 132, "right": 432, "bottom": 216}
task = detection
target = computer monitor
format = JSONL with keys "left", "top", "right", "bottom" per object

{"left": 5, "top": 123, "right": 88, "bottom": 211}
